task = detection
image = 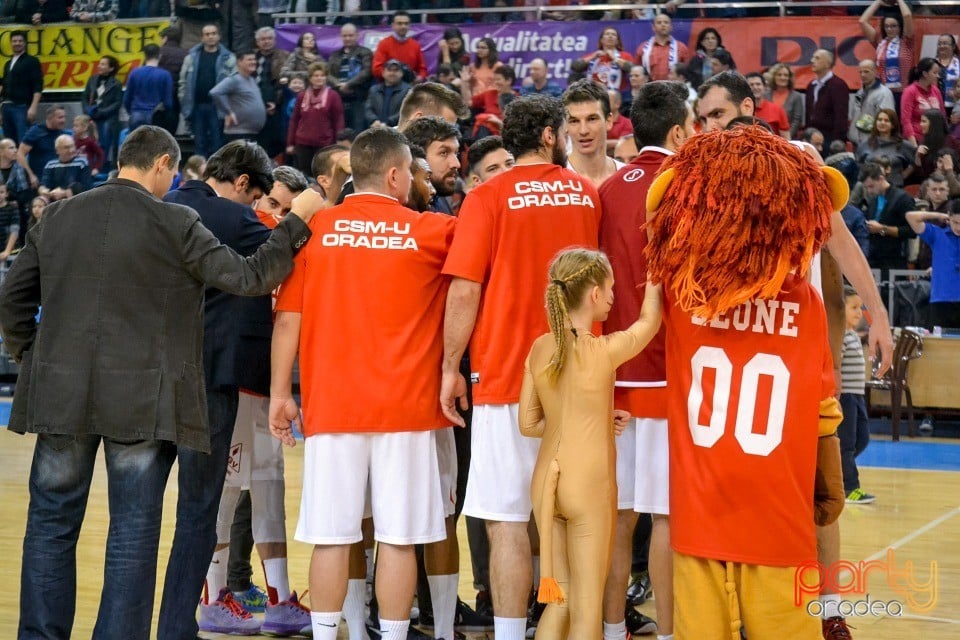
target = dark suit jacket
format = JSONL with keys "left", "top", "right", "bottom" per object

{"left": 0, "top": 178, "right": 310, "bottom": 452}
{"left": 0, "top": 52, "right": 43, "bottom": 106}
{"left": 805, "top": 73, "right": 849, "bottom": 145}
{"left": 163, "top": 180, "right": 273, "bottom": 394}
{"left": 864, "top": 184, "right": 916, "bottom": 269}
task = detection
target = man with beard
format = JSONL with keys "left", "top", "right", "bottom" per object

{"left": 440, "top": 95, "right": 602, "bottom": 640}
{"left": 407, "top": 145, "right": 435, "bottom": 213}
{"left": 402, "top": 116, "right": 461, "bottom": 215}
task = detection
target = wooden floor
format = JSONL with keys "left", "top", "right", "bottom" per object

{"left": 1, "top": 432, "right": 958, "bottom": 639}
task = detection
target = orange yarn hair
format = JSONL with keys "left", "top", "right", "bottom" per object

{"left": 645, "top": 127, "right": 834, "bottom": 319}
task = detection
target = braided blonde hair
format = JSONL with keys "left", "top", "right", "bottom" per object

{"left": 544, "top": 248, "right": 613, "bottom": 383}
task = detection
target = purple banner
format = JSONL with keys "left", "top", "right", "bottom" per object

{"left": 276, "top": 20, "right": 694, "bottom": 85}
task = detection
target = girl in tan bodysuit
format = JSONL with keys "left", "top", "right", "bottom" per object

{"left": 519, "top": 249, "right": 662, "bottom": 640}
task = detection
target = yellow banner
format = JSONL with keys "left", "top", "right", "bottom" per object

{"left": 0, "top": 19, "right": 169, "bottom": 91}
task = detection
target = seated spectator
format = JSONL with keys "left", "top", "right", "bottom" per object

{"left": 690, "top": 27, "right": 731, "bottom": 87}
{"left": 613, "top": 133, "right": 639, "bottom": 164}
{"left": 18, "top": 104, "right": 67, "bottom": 190}
{"left": 856, "top": 108, "right": 916, "bottom": 187}
{"left": 461, "top": 64, "right": 517, "bottom": 138}
{"left": 435, "top": 64, "right": 458, "bottom": 92}
{"left": 71, "top": 0, "right": 118, "bottom": 21}
{"left": 0, "top": 183, "right": 20, "bottom": 261}
{"left": 72, "top": 115, "right": 104, "bottom": 176}
{"left": 667, "top": 63, "right": 698, "bottom": 107}
{"left": 280, "top": 31, "right": 324, "bottom": 84}
{"left": 27, "top": 195, "right": 46, "bottom": 231}
{"left": 335, "top": 128, "right": 356, "bottom": 149}
{"left": 520, "top": 58, "right": 564, "bottom": 98}
{"left": 365, "top": 60, "right": 411, "bottom": 130}
{"left": 914, "top": 108, "right": 960, "bottom": 183}
{"left": 0, "top": 137, "right": 32, "bottom": 233}
{"left": 39, "top": 135, "right": 92, "bottom": 202}
{"left": 124, "top": 44, "right": 175, "bottom": 133}
{"left": 606, "top": 90, "right": 633, "bottom": 153}
{"left": 934, "top": 148, "right": 960, "bottom": 196}
{"left": 437, "top": 27, "right": 470, "bottom": 79}
{"left": 464, "top": 37, "right": 504, "bottom": 94}
{"left": 802, "top": 127, "right": 825, "bottom": 155}
{"left": 621, "top": 63, "right": 648, "bottom": 116}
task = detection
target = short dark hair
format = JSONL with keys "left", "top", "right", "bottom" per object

{"left": 437, "top": 63, "right": 453, "bottom": 76}
{"left": 843, "top": 285, "right": 859, "bottom": 300}
{"left": 859, "top": 161, "right": 885, "bottom": 181}
{"left": 802, "top": 127, "right": 824, "bottom": 143}
{"left": 311, "top": 144, "right": 348, "bottom": 179}
{"left": 409, "top": 143, "right": 426, "bottom": 161}
{"left": 502, "top": 94, "right": 565, "bottom": 159}
{"left": 117, "top": 125, "right": 180, "bottom": 170}
{"left": 697, "top": 70, "right": 753, "bottom": 110}
{"left": 726, "top": 115, "right": 774, "bottom": 133}
{"left": 336, "top": 128, "right": 357, "bottom": 143}
{"left": 10, "top": 30, "right": 27, "bottom": 40}
{"left": 272, "top": 165, "right": 309, "bottom": 194}
{"left": 467, "top": 135, "right": 506, "bottom": 174}
{"left": 744, "top": 71, "right": 765, "bottom": 84}
{"left": 160, "top": 26, "right": 181, "bottom": 44}
{"left": 948, "top": 198, "right": 960, "bottom": 215}
{"left": 351, "top": 127, "right": 411, "bottom": 188}
{"left": 393, "top": 9, "right": 410, "bottom": 22}
{"left": 562, "top": 78, "right": 611, "bottom": 118}
{"left": 101, "top": 55, "right": 119, "bottom": 75}
{"left": 237, "top": 50, "right": 257, "bottom": 61}
{"left": 403, "top": 115, "right": 461, "bottom": 152}
{"left": 630, "top": 81, "right": 689, "bottom": 148}
{"left": 494, "top": 65, "right": 516, "bottom": 84}
{"left": 927, "top": 172, "right": 948, "bottom": 186}
{"left": 202, "top": 140, "right": 274, "bottom": 195}
{"left": 45, "top": 103, "right": 65, "bottom": 120}
{"left": 399, "top": 82, "right": 469, "bottom": 125}
{"left": 143, "top": 43, "right": 161, "bottom": 60}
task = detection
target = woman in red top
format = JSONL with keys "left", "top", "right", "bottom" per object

{"left": 286, "top": 62, "right": 344, "bottom": 176}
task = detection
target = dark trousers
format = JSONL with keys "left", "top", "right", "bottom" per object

{"left": 2, "top": 103, "right": 30, "bottom": 145}
{"left": 190, "top": 103, "right": 225, "bottom": 159}
{"left": 839, "top": 392, "right": 870, "bottom": 493}
{"left": 19, "top": 434, "right": 177, "bottom": 639}
{"left": 157, "top": 387, "right": 240, "bottom": 640}
{"left": 228, "top": 490, "right": 255, "bottom": 592}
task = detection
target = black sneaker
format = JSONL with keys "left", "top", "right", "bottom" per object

{"left": 626, "top": 571, "right": 653, "bottom": 606}
{"left": 625, "top": 606, "right": 657, "bottom": 636}
{"left": 475, "top": 589, "right": 494, "bottom": 618}
{"left": 454, "top": 597, "right": 494, "bottom": 631}
{"left": 525, "top": 593, "right": 547, "bottom": 638}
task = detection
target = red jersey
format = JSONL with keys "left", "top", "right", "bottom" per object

{"left": 664, "top": 275, "right": 835, "bottom": 567}
{"left": 754, "top": 99, "right": 791, "bottom": 137}
{"left": 275, "top": 193, "right": 456, "bottom": 435}
{"left": 598, "top": 148, "right": 670, "bottom": 418}
{"left": 442, "top": 163, "right": 602, "bottom": 405}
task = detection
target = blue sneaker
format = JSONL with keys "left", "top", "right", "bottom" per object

{"left": 232, "top": 584, "right": 269, "bottom": 613}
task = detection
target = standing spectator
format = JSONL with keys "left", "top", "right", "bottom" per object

{"left": 372, "top": 10, "right": 427, "bottom": 82}
{"left": 124, "top": 44, "right": 175, "bottom": 133}
{"left": 460, "top": 65, "right": 516, "bottom": 138}
{"left": 211, "top": 51, "right": 268, "bottom": 142}
{"left": 0, "top": 183, "right": 19, "bottom": 261}
{"left": 2, "top": 0, "right": 69, "bottom": 23}
{"left": 935, "top": 35, "right": 960, "bottom": 120}
{"left": 71, "top": 0, "right": 118, "bottom": 21}
{"left": 584, "top": 27, "right": 634, "bottom": 94}
{"left": 0, "top": 31, "right": 43, "bottom": 146}
{"left": 72, "top": 115, "right": 104, "bottom": 177}
{"left": 39, "top": 135, "right": 92, "bottom": 202}
{"left": 18, "top": 104, "right": 67, "bottom": 191}
{"left": 158, "top": 26, "right": 188, "bottom": 136}
{"left": 520, "top": 58, "right": 563, "bottom": 99}
{"left": 0, "top": 138, "right": 31, "bottom": 235}
{"left": 222, "top": 0, "right": 257, "bottom": 54}
{"left": 805, "top": 49, "right": 849, "bottom": 150}
{"left": 907, "top": 202, "right": 960, "bottom": 328}
{"left": 856, "top": 108, "right": 915, "bottom": 187}
{"left": 180, "top": 24, "right": 237, "bottom": 159}
{"left": 280, "top": 31, "right": 324, "bottom": 84}
{"left": 463, "top": 37, "right": 503, "bottom": 95}
{"left": 287, "top": 62, "right": 344, "bottom": 175}
{"left": 900, "top": 58, "right": 945, "bottom": 146}
{"left": 766, "top": 62, "right": 804, "bottom": 139}
{"left": 327, "top": 23, "right": 374, "bottom": 134}
{"left": 173, "top": 0, "right": 223, "bottom": 48}
{"left": 365, "top": 60, "right": 410, "bottom": 130}
{"left": 747, "top": 72, "right": 789, "bottom": 138}
{"left": 0, "top": 125, "right": 316, "bottom": 640}
{"left": 859, "top": 0, "right": 914, "bottom": 98}
{"left": 83, "top": 56, "right": 123, "bottom": 170}
{"left": 437, "top": 27, "right": 470, "bottom": 79}
{"left": 254, "top": 26, "right": 290, "bottom": 158}
{"left": 861, "top": 161, "right": 916, "bottom": 274}
{"left": 635, "top": 14, "right": 689, "bottom": 82}
{"left": 848, "top": 59, "right": 895, "bottom": 147}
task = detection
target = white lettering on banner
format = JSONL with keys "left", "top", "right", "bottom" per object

{"left": 691, "top": 299, "right": 801, "bottom": 338}
{"left": 322, "top": 219, "right": 419, "bottom": 250}
{"left": 508, "top": 179, "right": 593, "bottom": 210}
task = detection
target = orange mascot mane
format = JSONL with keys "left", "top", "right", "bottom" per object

{"left": 645, "top": 127, "right": 835, "bottom": 319}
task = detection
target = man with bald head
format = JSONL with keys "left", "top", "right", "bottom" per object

{"left": 806, "top": 49, "right": 850, "bottom": 149}
{"left": 520, "top": 58, "right": 563, "bottom": 98}
{"left": 849, "top": 58, "right": 895, "bottom": 145}
{"left": 327, "top": 23, "right": 374, "bottom": 132}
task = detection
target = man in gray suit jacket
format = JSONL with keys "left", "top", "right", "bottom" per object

{"left": 0, "top": 125, "right": 323, "bottom": 640}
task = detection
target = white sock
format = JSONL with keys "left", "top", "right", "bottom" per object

{"left": 343, "top": 578, "right": 370, "bottom": 640}
{"left": 427, "top": 573, "right": 459, "bottom": 640}
{"left": 205, "top": 547, "right": 229, "bottom": 604}
{"left": 821, "top": 593, "right": 841, "bottom": 619}
{"left": 494, "top": 616, "right": 527, "bottom": 640}
{"left": 311, "top": 611, "right": 341, "bottom": 640}
{"left": 263, "top": 557, "right": 291, "bottom": 604}
{"left": 657, "top": 635, "right": 674, "bottom": 640}
{"left": 532, "top": 555, "right": 541, "bottom": 586}
{"left": 380, "top": 617, "right": 410, "bottom": 640}
{"left": 603, "top": 619, "right": 627, "bottom": 640}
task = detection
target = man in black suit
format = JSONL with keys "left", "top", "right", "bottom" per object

{"left": 0, "top": 30, "right": 43, "bottom": 145}
{"left": 157, "top": 140, "right": 294, "bottom": 639}
{"left": 0, "top": 126, "right": 319, "bottom": 640}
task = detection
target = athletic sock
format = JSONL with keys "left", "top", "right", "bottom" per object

{"left": 343, "top": 578, "right": 369, "bottom": 640}
{"left": 427, "top": 573, "right": 458, "bottom": 640}
{"left": 821, "top": 593, "right": 841, "bottom": 619}
{"left": 205, "top": 547, "right": 229, "bottom": 604}
{"left": 603, "top": 619, "right": 627, "bottom": 640}
{"left": 494, "top": 616, "right": 527, "bottom": 640}
{"left": 263, "top": 557, "right": 291, "bottom": 604}
{"left": 311, "top": 611, "right": 341, "bottom": 640}
{"left": 380, "top": 617, "right": 410, "bottom": 640}
{"left": 657, "top": 635, "right": 674, "bottom": 640}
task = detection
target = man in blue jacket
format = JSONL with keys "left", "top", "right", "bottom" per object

{"left": 179, "top": 24, "right": 237, "bottom": 158}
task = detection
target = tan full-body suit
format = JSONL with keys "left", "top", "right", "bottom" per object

{"left": 519, "top": 325, "right": 651, "bottom": 640}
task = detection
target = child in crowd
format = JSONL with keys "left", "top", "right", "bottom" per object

{"left": 840, "top": 285, "right": 875, "bottom": 504}
{"left": 28, "top": 196, "right": 47, "bottom": 231}
{"left": 73, "top": 115, "right": 104, "bottom": 177}
{"left": 520, "top": 248, "right": 662, "bottom": 639}
{"left": 0, "top": 183, "right": 20, "bottom": 261}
